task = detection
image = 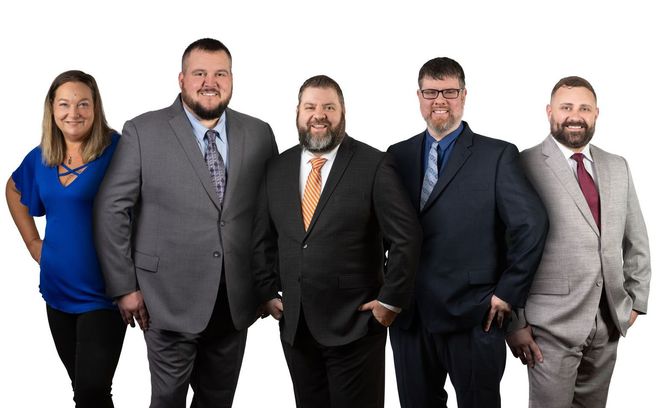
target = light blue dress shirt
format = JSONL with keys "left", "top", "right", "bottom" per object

{"left": 183, "top": 106, "right": 229, "bottom": 170}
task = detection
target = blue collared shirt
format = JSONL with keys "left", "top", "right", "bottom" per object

{"left": 183, "top": 106, "right": 229, "bottom": 170}
{"left": 422, "top": 122, "right": 464, "bottom": 176}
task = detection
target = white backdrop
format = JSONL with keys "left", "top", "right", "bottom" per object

{"left": 1, "top": 1, "right": 657, "bottom": 407}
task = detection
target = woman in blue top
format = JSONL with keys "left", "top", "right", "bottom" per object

{"left": 6, "top": 70, "right": 126, "bottom": 408}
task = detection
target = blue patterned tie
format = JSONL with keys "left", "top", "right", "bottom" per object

{"left": 204, "top": 130, "right": 226, "bottom": 207}
{"left": 420, "top": 141, "right": 439, "bottom": 209}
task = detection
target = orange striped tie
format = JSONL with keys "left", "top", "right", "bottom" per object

{"left": 302, "top": 157, "right": 327, "bottom": 230}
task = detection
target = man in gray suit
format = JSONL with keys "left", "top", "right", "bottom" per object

{"left": 94, "top": 38, "right": 278, "bottom": 407}
{"left": 506, "top": 76, "right": 651, "bottom": 408}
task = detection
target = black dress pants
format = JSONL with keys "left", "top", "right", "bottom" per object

{"left": 281, "top": 310, "right": 387, "bottom": 408}
{"left": 46, "top": 305, "right": 126, "bottom": 408}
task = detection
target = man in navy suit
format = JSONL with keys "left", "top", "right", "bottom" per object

{"left": 387, "top": 57, "right": 548, "bottom": 408}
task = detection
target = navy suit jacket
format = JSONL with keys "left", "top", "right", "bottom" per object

{"left": 388, "top": 122, "right": 548, "bottom": 333}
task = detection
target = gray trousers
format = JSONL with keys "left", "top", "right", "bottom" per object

{"left": 144, "top": 283, "right": 248, "bottom": 408}
{"left": 528, "top": 306, "right": 619, "bottom": 408}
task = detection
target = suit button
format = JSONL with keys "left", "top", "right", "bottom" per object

{"left": 213, "top": 251, "right": 221, "bottom": 258}
{"left": 220, "top": 221, "right": 226, "bottom": 227}
{"left": 303, "top": 244, "right": 308, "bottom": 249}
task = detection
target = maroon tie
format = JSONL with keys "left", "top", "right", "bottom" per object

{"left": 571, "top": 153, "right": 600, "bottom": 229}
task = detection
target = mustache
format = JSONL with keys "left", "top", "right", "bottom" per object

{"left": 562, "top": 119, "right": 587, "bottom": 128}
{"left": 308, "top": 118, "right": 331, "bottom": 127}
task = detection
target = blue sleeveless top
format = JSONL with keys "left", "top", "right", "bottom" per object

{"left": 12, "top": 133, "right": 119, "bottom": 313}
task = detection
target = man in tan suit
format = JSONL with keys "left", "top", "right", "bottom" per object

{"left": 506, "top": 76, "right": 651, "bottom": 408}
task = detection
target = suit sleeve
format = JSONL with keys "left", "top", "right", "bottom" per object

{"left": 267, "top": 123, "right": 279, "bottom": 157}
{"left": 373, "top": 153, "right": 422, "bottom": 309}
{"left": 93, "top": 120, "right": 142, "bottom": 298}
{"left": 621, "top": 159, "right": 651, "bottom": 314}
{"left": 493, "top": 144, "right": 549, "bottom": 308}
{"left": 251, "top": 173, "right": 280, "bottom": 303}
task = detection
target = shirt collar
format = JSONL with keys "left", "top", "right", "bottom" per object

{"left": 551, "top": 135, "right": 594, "bottom": 163}
{"left": 425, "top": 122, "right": 464, "bottom": 151}
{"left": 302, "top": 143, "right": 341, "bottom": 163}
{"left": 183, "top": 104, "right": 227, "bottom": 143}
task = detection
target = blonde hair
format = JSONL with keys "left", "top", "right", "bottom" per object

{"left": 41, "top": 70, "right": 114, "bottom": 166}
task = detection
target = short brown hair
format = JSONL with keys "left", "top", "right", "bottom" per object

{"left": 297, "top": 75, "right": 345, "bottom": 108}
{"left": 418, "top": 57, "right": 465, "bottom": 89}
{"left": 41, "top": 70, "right": 114, "bottom": 166}
{"left": 182, "top": 38, "right": 232, "bottom": 72}
{"left": 551, "top": 76, "right": 597, "bottom": 101}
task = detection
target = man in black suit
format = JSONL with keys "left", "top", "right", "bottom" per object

{"left": 387, "top": 57, "right": 548, "bottom": 408}
{"left": 253, "top": 75, "right": 421, "bottom": 408}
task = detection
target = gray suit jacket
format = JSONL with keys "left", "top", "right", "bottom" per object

{"left": 94, "top": 96, "right": 278, "bottom": 334}
{"left": 514, "top": 135, "right": 650, "bottom": 345}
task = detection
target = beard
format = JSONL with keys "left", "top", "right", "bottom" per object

{"left": 550, "top": 118, "right": 596, "bottom": 149}
{"left": 425, "top": 105, "right": 462, "bottom": 138}
{"left": 298, "top": 113, "right": 346, "bottom": 153}
{"left": 181, "top": 87, "right": 230, "bottom": 120}
{"left": 428, "top": 115, "right": 460, "bottom": 137}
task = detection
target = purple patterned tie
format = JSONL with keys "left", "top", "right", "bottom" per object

{"left": 571, "top": 153, "right": 600, "bottom": 229}
{"left": 204, "top": 130, "right": 226, "bottom": 207}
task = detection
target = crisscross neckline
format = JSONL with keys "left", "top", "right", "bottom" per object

{"left": 58, "top": 162, "right": 90, "bottom": 187}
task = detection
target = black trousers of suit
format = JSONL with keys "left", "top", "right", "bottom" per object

{"left": 144, "top": 280, "right": 248, "bottom": 408}
{"left": 281, "top": 309, "right": 387, "bottom": 408}
{"left": 390, "top": 311, "right": 506, "bottom": 408}
{"left": 46, "top": 305, "right": 126, "bottom": 408}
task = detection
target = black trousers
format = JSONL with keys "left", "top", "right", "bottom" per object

{"left": 144, "top": 281, "right": 248, "bottom": 408}
{"left": 46, "top": 305, "right": 126, "bottom": 408}
{"left": 281, "top": 310, "right": 387, "bottom": 408}
{"left": 390, "top": 315, "right": 506, "bottom": 408}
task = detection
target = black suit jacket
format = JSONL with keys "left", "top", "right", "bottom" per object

{"left": 388, "top": 122, "right": 548, "bottom": 333}
{"left": 253, "top": 136, "right": 421, "bottom": 346}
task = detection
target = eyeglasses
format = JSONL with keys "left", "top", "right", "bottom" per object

{"left": 419, "top": 88, "right": 463, "bottom": 100}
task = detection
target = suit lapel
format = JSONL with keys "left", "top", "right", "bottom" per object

{"left": 280, "top": 146, "right": 307, "bottom": 236}
{"left": 405, "top": 133, "right": 425, "bottom": 211}
{"left": 168, "top": 100, "right": 222, "bottom": 211}
{"left": 421, "top": 127, "right": 472, "bottom": 212}
{"left": 542, "top": 136, "right": 599, "bottom": 236}
{"left": 304, "top": 136, "right": 356, "bottom": 238}
{"left": 590, "top": 145, "right": 610, "bottom": 233}
{"left": 223, "top": 109, "right": 246, "bottom": 212}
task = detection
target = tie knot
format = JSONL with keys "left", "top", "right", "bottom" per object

{"left": 204, "top": 129, "right": 219, "bottom": 143}
{"left": 571, "top": 153, "right": 585, "bottom": 163}
{"left": 309, "top": 157, "right": 327, "bottom": 171}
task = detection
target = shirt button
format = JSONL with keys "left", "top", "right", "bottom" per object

{"left": 596, "top": 281, "right": 602, "bottom": 287}
{"left": 220, "top": 221, "right": 226, "bottom": 227}
{"left": 213, "top": 251, "right": 221, "bottom": 258}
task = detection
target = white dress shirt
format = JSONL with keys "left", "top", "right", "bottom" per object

{"left": 299, "top": 144, "right": 340, "bottom": 197}
{"left": 551, "top": 137, "right": 598, "bottom": 187}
